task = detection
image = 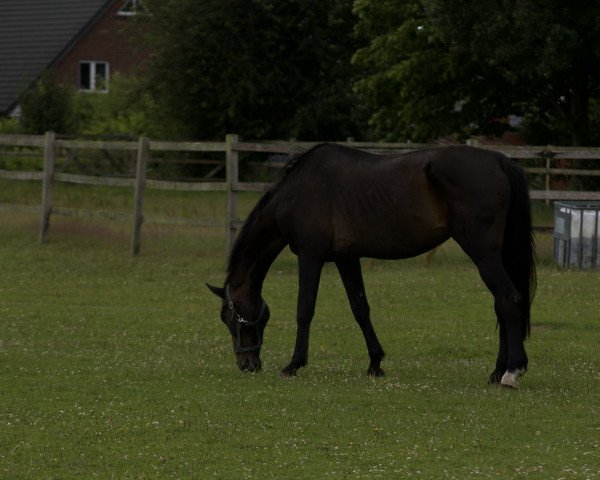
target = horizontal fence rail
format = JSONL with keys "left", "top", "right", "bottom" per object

{"left": 1, "top": 132, "right": 600, "bottom": 254}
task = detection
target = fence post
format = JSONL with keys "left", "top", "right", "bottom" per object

{"left": 225, "top": 134, "right": 239, "bottom": 254}
{"left": 131, "top": 136, "right": 149, "bottom": 256}
{"left": 40, "top": 131, "right": 55, "bottom": 243}
{"left": 545, "top": 155, "right": 551, "bottom": 206}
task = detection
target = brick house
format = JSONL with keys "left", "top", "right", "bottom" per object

{"left": 0, "top": 0, "right": 149, "bottom": 116}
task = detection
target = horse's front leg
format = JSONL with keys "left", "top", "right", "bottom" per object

{"left": 281, "top": 255, "right": 324, "bottom": 377}
{"left": 335, "top": 258, "right": 385, "bottom": 376}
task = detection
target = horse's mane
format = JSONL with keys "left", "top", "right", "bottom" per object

{"left": 225, "top": 144, "right": 324, "bottom": 281}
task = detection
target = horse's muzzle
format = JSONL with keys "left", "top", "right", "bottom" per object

{"left": 237, "top": 355, "right": 262, "bottom": 372}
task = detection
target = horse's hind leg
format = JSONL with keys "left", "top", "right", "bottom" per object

{"left": 473, "top": 254, "right": 528, "bottom": 387}
{"left": 281, "top": 254, "right": 324, "bottom": 377}
{"left": 488, "top": 320, "right": 508, "bottom": 384}
{"left": 336, "top": 258, "right": 385, "bottom": 376}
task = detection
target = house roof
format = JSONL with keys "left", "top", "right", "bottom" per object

{"left": 0, "top": 0, "right": 115, "bottom": 115}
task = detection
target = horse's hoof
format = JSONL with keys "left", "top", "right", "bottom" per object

{"left": 500, "top": 369, "right": 526, "bottom": 389}
{"left": 488, "top": 371, "right": 503, "bottom": 384}
{"left": 280, "top": 366, "right": 297, "bottom": 377}
{"left": 367, "top": 366, "right": 385, "bottom": 377}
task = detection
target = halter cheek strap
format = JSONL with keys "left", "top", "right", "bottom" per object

{"left": 225, "top": 284, "right": 268, "bottom": 353}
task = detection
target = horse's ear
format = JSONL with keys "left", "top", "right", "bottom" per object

{"left": 206, "top": 283, "right": 225, "bottom": 299}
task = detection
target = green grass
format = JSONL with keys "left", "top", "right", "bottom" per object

{"left": 1, "top": 187, "right": 599, "bottom": 479}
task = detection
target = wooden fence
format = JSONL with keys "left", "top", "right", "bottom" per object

{"left": 1, "top": 132, "right": 600, "bottom": 255}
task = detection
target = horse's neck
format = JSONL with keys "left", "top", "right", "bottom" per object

{"left": 227, "top": 218, "right": 286, "bottom": 301}
{"left": 227, "top": 258, "right": 262, "bottom": 296}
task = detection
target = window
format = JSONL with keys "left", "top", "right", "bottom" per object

{"left": 79, "top": 61, "right": 109, "bottom": 92}
{"left": 118, "top": 0, "right": 148, "bottom": 16}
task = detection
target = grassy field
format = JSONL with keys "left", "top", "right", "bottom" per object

{"left": 1, "top": 183, "right": 599, "bottom": 479}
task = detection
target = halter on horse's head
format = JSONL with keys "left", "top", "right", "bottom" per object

{"left": 207, "top": 283, "right": 269, "bottom": 372}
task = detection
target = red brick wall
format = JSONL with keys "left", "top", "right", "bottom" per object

{"left": 53, "top": 0, "right": 150, "bottom": 89}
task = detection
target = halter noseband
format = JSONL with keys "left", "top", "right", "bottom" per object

{"left": 225, "top": 284, "right": 268, "bottom": 353}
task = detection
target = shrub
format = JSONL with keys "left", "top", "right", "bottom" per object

{"left": 19, "top": 72, "right": 76, "bottom": 134}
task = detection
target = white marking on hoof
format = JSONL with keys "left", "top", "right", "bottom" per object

{"left": 500, "top": 369, "right": 525, "bottom": 389}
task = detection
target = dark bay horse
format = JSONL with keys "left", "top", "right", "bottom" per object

{"left": 208, "top": 144, "right": 536, "bottom": 388}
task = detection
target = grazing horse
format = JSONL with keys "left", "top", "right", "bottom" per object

{"left": 208, "top": 144, "right": 536, "bottom": 388}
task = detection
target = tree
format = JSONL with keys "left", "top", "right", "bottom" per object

{"left": 19, "top": 72, "right": 75, "bottom": 134}
{"left": 144, "top": 0, "right": 364, "bottom": 140}
{"left": 353, "top": 0, "right": 600, "bottom": 145}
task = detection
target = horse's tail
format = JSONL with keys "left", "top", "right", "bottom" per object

{"left": 500, "top": 158, "right": 537, "bottom": 339}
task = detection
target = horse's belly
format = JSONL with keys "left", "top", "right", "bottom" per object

{"left": 332, "top": 217, "right": 450, "bottom": 259}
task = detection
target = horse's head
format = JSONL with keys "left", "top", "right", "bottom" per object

{"left": 207, "top": 284, "right": 270, "bottom": 372}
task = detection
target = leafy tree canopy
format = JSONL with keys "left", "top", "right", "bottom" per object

{"left": 144, "top": 0, "right": 364, "bottom": 140}
{"left": 353, "top": 0, "right": 600, "bottom": 145}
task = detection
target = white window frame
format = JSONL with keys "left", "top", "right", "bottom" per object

{"left": 79, "top": 61, "right": 110, "bottom": 92}
{"left": 118, "top": 0, "right": 147, "bottom": 16}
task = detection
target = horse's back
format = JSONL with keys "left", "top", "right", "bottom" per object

{"left": 272, "top": 143, "right": 517, "bottom": 259}
{"left": 273, "top": 144, "right": 451, "bottom": 259}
